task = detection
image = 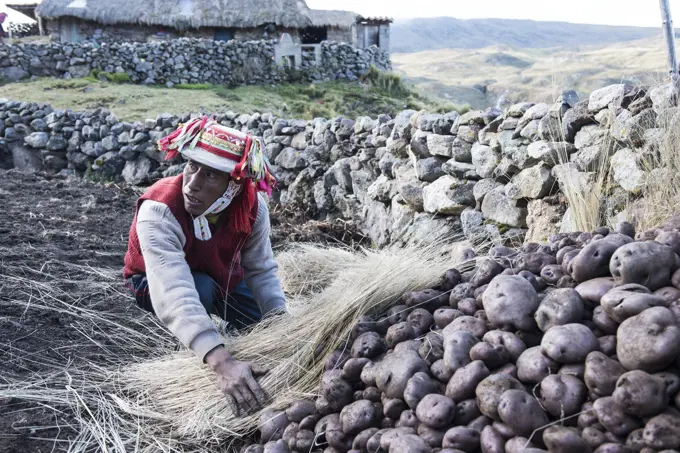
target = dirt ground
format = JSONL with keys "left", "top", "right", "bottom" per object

{"left": 0, "top": 170, "right": 364, "bottom": 453}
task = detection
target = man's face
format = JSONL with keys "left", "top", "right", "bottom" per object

{"left": 182, "top": 160, "right": 232, "bottom": 216}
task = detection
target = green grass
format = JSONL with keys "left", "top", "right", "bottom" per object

{"left": 0, "top": 70, "right": 465, "bottom": 122}
{"left": 86, "top": 70, "right": 132, "bottom": 84}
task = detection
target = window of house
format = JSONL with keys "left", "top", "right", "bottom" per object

{"left": 365, "top": 25, "right": 379, "bottom": 47}
{"left": 300, "top": 26, "right": 327, "bottom": 44}
{"left": 215, "top": 29, "right": 234, "bottom": 42}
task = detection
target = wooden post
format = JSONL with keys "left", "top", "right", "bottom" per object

{"left": 660, "top": 0, "right": 680, "bottom": 101}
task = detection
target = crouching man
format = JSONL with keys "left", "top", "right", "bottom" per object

{"left": 123, "top": 117, "right": 285, "bottom": 415}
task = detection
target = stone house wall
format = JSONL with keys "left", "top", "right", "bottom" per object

{"left": 0, "top": 83, "right": 670, "bottom": 247}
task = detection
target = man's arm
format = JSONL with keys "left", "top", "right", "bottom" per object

{"left": 240, "top": 195, "right": 287, "bottom": 316}
{"left": 136, "top": 200, "right": 225, "bottom": 361}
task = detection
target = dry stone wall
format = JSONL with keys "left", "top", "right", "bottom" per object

{"left": 0, "top": 83, "right": 673, "bottom": 247}
{"left": 0, "top": 39, "right": 391, "bottom": 86}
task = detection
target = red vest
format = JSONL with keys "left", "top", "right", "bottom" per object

{"left": 123, "top": 175, "right": 258, "bottom": 296}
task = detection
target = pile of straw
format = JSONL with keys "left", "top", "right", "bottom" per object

{"left": 1, "top": 240, "right": 467, "bottom": 452}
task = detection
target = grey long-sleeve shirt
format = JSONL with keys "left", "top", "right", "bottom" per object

{"left": 135, "top": 194, "right": 286, "bottom": 362}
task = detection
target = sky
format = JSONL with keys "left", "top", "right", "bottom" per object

{"left": 306, "top": 0, "right": 680, "bottom": 28}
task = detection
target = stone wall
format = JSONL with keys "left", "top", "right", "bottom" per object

{"left": 0, "top": 38, "right": 391, "bottom": 86}
{"left": 0, "top": 83, "right": 671, "bottom": 247}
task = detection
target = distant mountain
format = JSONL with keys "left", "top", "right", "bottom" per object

{"left": 390, "top": 17, "right": 663, "bottom": 53}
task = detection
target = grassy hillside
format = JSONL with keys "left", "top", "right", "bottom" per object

{"left": 391, "top": 17, "right": 663, "bottom": 53}
{"left": 0, "top": 71, "right": 461, "bottom": 122}
{"left": 394, "top": 36, "right": 670, "bottom": 109}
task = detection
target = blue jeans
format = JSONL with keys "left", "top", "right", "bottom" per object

{"left": 126, "top": 271, "right": 263, "bottom": 330}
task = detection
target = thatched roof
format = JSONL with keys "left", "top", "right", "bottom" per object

{"left": 36, "top": 0, "right": 371, "bottom": 30}
{"left": 308, "top": 10, "right": 359, "bottom": 28}
{"left": 37, "top": 0, "right": 319, "bottom": 29}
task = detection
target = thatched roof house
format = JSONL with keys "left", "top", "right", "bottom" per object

{"left": 36, "top": 0, "right": 391, "bottom": 51}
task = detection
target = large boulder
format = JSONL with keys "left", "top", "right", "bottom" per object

{"left": 422, "top": 175, "right": 476, "bottom": 215}
{"left": 122, "top": 157, "right": 155, "bottom": 185}
{"left": 527, "top": 141, "right": 576, "bottom": 167}
{"left": 471, "top": 143, "right": 500, "bottom": 178}
{"left": 588, "top": 84, "right": 635, "bottom": 112}
{"left": 505, "top": 163, "right": 555, "bottom": 199}
{"left": 427, "top": 134, "right": 455, "bottom": 157}
{"left": 574, "top": 125, "right": 608, "bottom": 150}
{"left": 610, "top": 148, "right": 646, "bottom": 193}
{"left": 481, "top": 187, "right": 528, "bottom": 228}
{"left": 25, "top": 132, "right": 50, "bottom": 149}
{"left": 415, "top": 157, "right": 447, "bottom": 182}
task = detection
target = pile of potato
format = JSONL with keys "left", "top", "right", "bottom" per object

{"left": 244, "top": 218, "right": 680, "bottom": 453}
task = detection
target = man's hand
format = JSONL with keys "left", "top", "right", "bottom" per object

{"left": 205, "top": 346, "right": 267, "bottom": 416}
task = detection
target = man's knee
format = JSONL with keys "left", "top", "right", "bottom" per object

{"left": 192, "top": 271, "right": 218, "bottom": 311}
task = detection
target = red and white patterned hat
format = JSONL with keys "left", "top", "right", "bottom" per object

{"left": 158, "top": 116, "right": 276, "bottom": 194}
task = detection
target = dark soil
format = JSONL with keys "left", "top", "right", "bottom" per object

{"left": 0, "top": 170, "right": 364, "bottom": 453}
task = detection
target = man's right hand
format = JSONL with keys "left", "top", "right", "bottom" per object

{"left": 205, "top": 346, "right": 268, "bottom": 416}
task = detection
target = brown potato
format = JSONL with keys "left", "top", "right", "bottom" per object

{"left": 569, "top": 240, "right": 623, "bottom": 283}
{"left": 446, "top": 360, "right": 490, "bottom": 402}
{"left": 601, "top": 284, "right": 667, "bottom": 323}
{"left": 584, "top": 351, "right": 627, "bottom": 397}
{"left": 543, "top": 426, "right": 592, "bottom": 453}
{"left": 386, "top": 322, "right": 418, "bottom": 349}
{"left": 541, "top": 323, "right": 599, "bottom": 363}
{"left": 576, "top": 277, "right": 617, "bottom": 305}
{"left": 483, "top": 330, "right": 527, "bottom": 361}
{"left": 472, "top": 259, "right": 506, "bottom": 287}
{"left": 451, "top": 283, "right": 477, "bottom": 307}
{"left": 534, "top": 288, "right": 585, "bottom": 332}
{"left": 416, "top": 394, "right": 456, "bottom": 429}
{"left": 404, "top": 289, "right": 448, "bottom": 313}
{"left": 643, "top": 413, "right": 680, "bottom": 449}
{"left": 475, "top": 374, "right": 524, "bottom": 421}
{"left": 259, "top": 409, "right": 291, "bottom": 442}
{"left": 481, "top": 425, "right": 506, "bottom": 453}
{"left": 593, "top": 396, "right": 642, "bottom": 437}
{"left": 617, "top": 307, "right": 680, "bottom": 372}
{"left": 434, "top": 308, "right": 463, "bottom": 329}
{"left": 613, "top": 370, "right": 669, "bottom": 417}
{"left": 592, "top": 306, "right": 619, "bottom": 335}
{"left": 517, "top": 346, "right": 560, "bottom": 384}
{"left": 403, "top": 372, "right": 441, "bottom": 410}
{"left": 285, "top": 400, "right": 316, "bottom": 424}
{"left": 610, "top": 242, "right": 679, "bottom": 291}
{"left": 442, "top": 427, "right": 482, "bottom": 451}
{"left": 340, "top": 400, "right": 379, "bottom": 436}
{"left": 470, "top": 342, "right": 510, "bottom": 369}
{"left": 445, "top": 315, "right": 488, "bottom": 339}
{"left": 539, "top": 374, "right": 586, "bottom": 418}
{"left": 419, "top": 332, "right": 445, "bottom": 365}
{"left": 417, "top": 423, "right": 446, "bottom": 448}
{"left": 498, "top": 389, "right": 549, "bottom": 437}
{"left": 443, "top": 330, "right": 480, "bottom": 374}
{"left": 482, "top": 275, "right": 540, "bottom": 331}
{"left": 431, "top": 359, "right": 454, "bottom": 383}
{"left": 374, "top": 349, "right": 429, "bottom": 400}
{"left": 351, "top": 332, "right": 387, "bottom": 359}
{"left": 342, "top": 358, "right": 371, "bottom": 382}
{"left": 456, "top": 399, "right": 482, "bottom": 425}
{"left": 408, "top": 308, "right": 435, "bottom": 336}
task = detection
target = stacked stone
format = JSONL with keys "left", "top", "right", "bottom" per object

{"left": 0, "top": 83, "right": 670, "bottom": 248}
{"left": 0, "top": 39, "right": 391, "bottom": 86}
